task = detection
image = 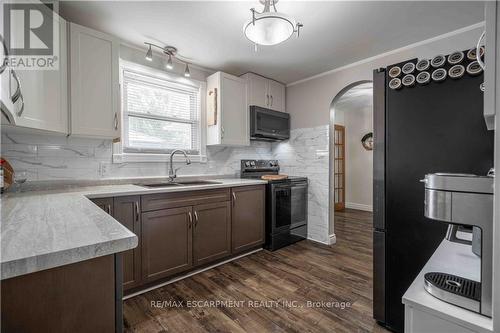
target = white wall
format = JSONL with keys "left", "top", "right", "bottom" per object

{"left": 284, "top": 23, "right": 485, "bottom": 239}
{"left": 335, "top": 102, "right": 373, "bottom": 211}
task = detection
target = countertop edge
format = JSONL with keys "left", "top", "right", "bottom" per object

{"left": 1, "top": 179, "right": 266, "bottom": 280}
{"left": 402, "top": 239, "right": 493, "bottom": 333}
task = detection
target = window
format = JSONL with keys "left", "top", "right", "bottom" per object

{"left": 121, "top": 65, "right": 203, "bottom": 158}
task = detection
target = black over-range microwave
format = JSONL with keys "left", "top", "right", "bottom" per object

{"left": 249, "top": 106, "right": 290, "bottom": 141}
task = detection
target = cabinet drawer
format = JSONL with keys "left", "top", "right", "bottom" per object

{"left": 141, "top": 188, "right": 230, "bottom": 212}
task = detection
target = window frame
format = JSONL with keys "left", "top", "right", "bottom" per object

{"left": 113, "top": 60, "right": 207, "bottom": 163}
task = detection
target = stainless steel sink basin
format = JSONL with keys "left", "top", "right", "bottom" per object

{"left": 136, "top": 180, "right": 222, "bottom": 188}
{"left": 174, "top": 180, "right": 222, "bottom": 186}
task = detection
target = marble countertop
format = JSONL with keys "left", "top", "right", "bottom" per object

{"left": 1, "top": 178, "right": 267, "bottom": 280}
{"left": 403, "top": 238, "right": 493, "bottom": 333}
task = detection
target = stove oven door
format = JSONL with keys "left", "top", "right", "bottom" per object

{"left": 272, "top": 181, "right": 308, "bottom": 233}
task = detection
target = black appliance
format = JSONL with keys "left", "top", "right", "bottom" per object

{"left": 250, "top": 106, "right": 290, "bottom": 141}
{"left": 373, "top": 53, "right": 494, "bottom": 332}
{"left": 240, "top": 159, "right": 307, "bottom": 250}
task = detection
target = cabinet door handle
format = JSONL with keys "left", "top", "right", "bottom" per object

{"left": 266, "top": 94, "right": 269, "bottom": 106}
{"left": 194, "top": 211, "right": 199, "bottom": 227}
{"left": 270, "top": 95, "right": 273, "bottom": 107}
{"left": 16, "top": 94, "right": 24, "bottom": 117}
{"left": 221, "top": 126, "right": 225, "bottom": 139}
{"left": 106, "top": 204, "right": 111, "bottom": 215}
{"left": 188, "top": 211, "right": 193, "bottom": 228}
{"left": 134, "top": 201, "right": 139, "bottom": 221}
{"left": 114, "top": 112, "right": 118, "bottom": 130}
{"left": 232, "top": 192, "right": 236, "bottom": 205}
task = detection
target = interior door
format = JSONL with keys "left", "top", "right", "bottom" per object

{"left": 334, "top": 125, "right": 346, "bottom": 211}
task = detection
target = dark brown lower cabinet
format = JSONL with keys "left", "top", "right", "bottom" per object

{"left": 112, "top": 196, "right": 142, "bottom": 290}
{"left": 1, "top": 255, "right": 116, "bottom": 333}
{"left": 193, "top": 201, "right": 231, "bottom": 266}
{"left": 91, "top": 197, "right": 113, "bottom": 215}
{"left": 141, "top": 206, "right": 193, "bottom": 283}
{"left": 231, "top": 185, "right": 266, "bottom": 253}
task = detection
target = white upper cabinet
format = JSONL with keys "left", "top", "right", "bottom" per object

{"left": 206, "top": 72, "right": 249, "bottom": 146}
{"left": 268, "top": 79, "right": 286, "bottom": 112}
{"left": 69, "top": 23, "right": 120, "bottom": 138}
{"left": 2, "top": 7, "right": 68, "bottom": 134}
{"left": 241, "top": 73, "right": 286, "bottom": 112}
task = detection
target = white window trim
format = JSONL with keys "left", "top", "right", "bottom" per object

{"left": 113, "top": 60, "right": 207, "bottom": 163}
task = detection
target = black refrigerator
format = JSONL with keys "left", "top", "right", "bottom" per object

{"left": 372, "top": 53, "right": 494, "bottom": 332}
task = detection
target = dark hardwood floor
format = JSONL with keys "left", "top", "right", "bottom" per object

{"left": 123, "top": 209, "right": 390, "bottom": 333}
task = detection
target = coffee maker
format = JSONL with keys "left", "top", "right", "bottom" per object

{"left": 422, "top": 172, "right": 493, "bottom": 317}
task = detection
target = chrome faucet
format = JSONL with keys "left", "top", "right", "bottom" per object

{"left": 169, "top": 150, "right": 191, "bottom": 181}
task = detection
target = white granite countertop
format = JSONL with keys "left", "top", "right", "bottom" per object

{"left": 403, "top": 238, "right": 493, "bottom": 333}
{"left": 1, "top": 178, "right": 267, "bottom": 280}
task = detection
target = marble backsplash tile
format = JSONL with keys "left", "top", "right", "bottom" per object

{"left": 272, "top": 125, "right": 330, "bottom": 244}
{"left": 0, "top": 132, "right": 273, "bottom": 181}
{"left": 1, "top": 126, "right": 330, "bottom": 244}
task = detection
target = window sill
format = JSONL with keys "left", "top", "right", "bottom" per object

{"left": 113, "top": 153, "right": 207, "bottom": 164}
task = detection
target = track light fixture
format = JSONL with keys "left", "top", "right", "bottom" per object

{"left": 145, "top": 44, "right": 153, "bottom": 61}
{"left": 166, "top": 54, "right": 173, "bottom": 70}
{"left": 144, "top": 42, "right": 190, "bottom": 74}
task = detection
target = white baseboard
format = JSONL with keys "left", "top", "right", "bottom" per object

{"left": 328, "top": 233, "right": 337, "bottom": 245}
{"left": 345, "top": 202, "right": 373, "bottom": 212}
{"left": 307, "top": 233, "right": 336, "bottom": 246}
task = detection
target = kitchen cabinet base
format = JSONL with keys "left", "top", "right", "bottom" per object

{"left": 1, "top": 254, "right": 121, "bottom": 333}
{"left": 124, "top": 246, "right": 262, "bottom": 298}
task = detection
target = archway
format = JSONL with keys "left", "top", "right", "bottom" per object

{"left": 328, "top": 80, "right": 373, "bottom": 241}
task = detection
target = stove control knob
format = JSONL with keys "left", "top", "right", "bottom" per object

{"left": 244, "top": 161, "right": 250, "bottom": 167}
{"left": 250, "top": 161, "right": 256, "bottom": 167}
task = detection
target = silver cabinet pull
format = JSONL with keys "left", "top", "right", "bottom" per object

{"left": 106, "top": 204, "right": 111, "bottom": 215}
{"left": 16, "top": 94, "right": 24, "bottom": 117}
{"left": 476, "top": 31, "right": 485, "bottom": 70}
{"left": 10, "top": 70, "right": 21, "bottom": 104}
{"left": 221, "top": 125, "right": 225, "bottom": 139}
{"left": 270, "top": 95, "right": 273, "bottom": 107}
{"left": 188, "top": 211, "right": 193, "bottom": 228}
{"left": 194, "top": 211, "right": 199, "bottom": 227}
{"left": 134, "top": 201, "right": 139, "bottom": 221}
{"left": 232, "top": 192, "right": 236, "bottom": 205}
{"left": 114, "top": 112, "right": 118, "bottom": 130}
{"left": 266, "top": 94, "right": 269, "bottom": 106}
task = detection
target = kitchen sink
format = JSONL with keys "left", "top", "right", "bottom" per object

{"left": 136, "top": 180, "right": 222, "bottom": 188}
{"left": 173, "top": 180, "right": 222, "bottom": 186}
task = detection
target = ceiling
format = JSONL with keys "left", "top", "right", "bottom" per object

{"left": 60, "top": 1, "right": 484, "bottom": 84}
{"left": 334, "top": 82, "right": 373, "bottom": 112}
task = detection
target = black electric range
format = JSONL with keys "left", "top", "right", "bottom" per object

{"left": 240, "top": 160, "right": 308, "bottom": 251}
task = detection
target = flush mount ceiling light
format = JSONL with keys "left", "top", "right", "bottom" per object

{"left": 144, "top": 43, "right": 188, "bottom": 73}
{"left": 243, "top": 0, "right": 303, "bottom": 46}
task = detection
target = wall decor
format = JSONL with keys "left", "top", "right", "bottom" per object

{"left": 361, "top": 132, "right": 373, "bottom": 151}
